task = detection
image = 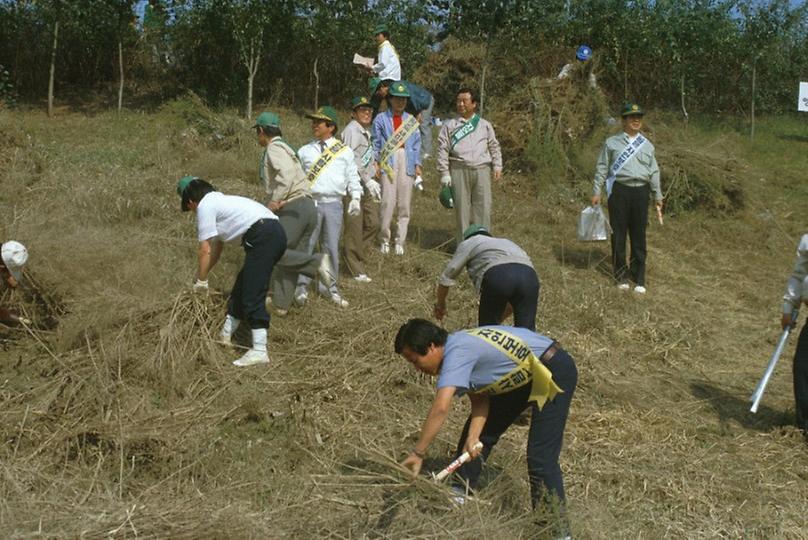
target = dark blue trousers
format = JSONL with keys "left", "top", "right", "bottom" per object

{"left": 454, "top": 348, "right": 577, "bottom": 507}
{"left": 228, "top": 219, "right": 287, "bottom": 329}
{"left": 793, "top": 322, "right": 808, "bottom": 432}
{"left": 478, "top": 263, "right": 540, "bottom": 331}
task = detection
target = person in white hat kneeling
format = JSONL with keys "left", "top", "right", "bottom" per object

{"left": 1, "top": 240, "right": 29, "bottom": 324}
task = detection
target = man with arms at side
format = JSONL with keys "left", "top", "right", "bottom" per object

{"left": 591, "top": 102, "right": 663, "bottom": 294}
{"left": 437, "top": 88, "right": 503, "bottom": 242}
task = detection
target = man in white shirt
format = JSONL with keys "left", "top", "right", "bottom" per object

{"left": 372, "top": 24, "right": 401, "bottom": 82}
{"left": 296, "top": 106, "right": 363, "bottom": 308}
{"left": 177, "top": 176, "right": 333, "bottom": 367}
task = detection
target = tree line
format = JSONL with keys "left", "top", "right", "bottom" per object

{"left": 0, "top": 0, "right": 806, "bottom": 117}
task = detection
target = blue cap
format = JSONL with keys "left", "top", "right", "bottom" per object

{"left": 576, "top": 45, "right": 592, "bottom": 61}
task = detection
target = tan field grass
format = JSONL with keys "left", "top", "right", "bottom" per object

{"left": 1, "top": 100, "right": 807, "bottom": 538}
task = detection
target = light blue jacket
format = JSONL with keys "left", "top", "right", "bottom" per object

{"left": 372, "top": 110, "right": 422, "bottom": 177}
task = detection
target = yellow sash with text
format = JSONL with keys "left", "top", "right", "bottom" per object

{"left": 379, "top": 115, "right": 418, "bottom": 180}
{"left": 307, "top": 141, "right": 350, "bottom": 186}
{"left": 465, "top": 327, "right": 563, "bottom": 410}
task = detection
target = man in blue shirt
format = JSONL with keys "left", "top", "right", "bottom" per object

{"left": 395, "top": 319, "right": 577, "bottom": 535}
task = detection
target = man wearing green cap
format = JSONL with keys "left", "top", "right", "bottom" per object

{"left": 370, "top": 77, "right": 435, "bottom": 159}
{"left": 371, "top": 24, "right": 401, "bottom": 82}
{"left": 591, "top": 103, "right": 663, "bottom": 294}
{"left": 253, "top": 111, "right": 323, "bottom": 315}
{"left": 372, "top": 81, "right": 422, "bottom": 255}
{"left": 434, "top": 225, "right": 539, "bottom": 330}
{"left": 341, "top": 97, "right": 382, "bottom": 282}
{"left": 295, "top": 106, "right": 363, "bottom": 308}
{"left": 437, "top": 88, "right": 503, "bottom": 242}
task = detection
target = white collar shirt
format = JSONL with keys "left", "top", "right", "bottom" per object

{"left": 297, "top": 137, "right": 363, "bottom": 201}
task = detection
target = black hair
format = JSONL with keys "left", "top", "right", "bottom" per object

{"left": 380, "top": 79, "right": 393, "bottom": 88}
{"left": 181, "top": 178, "right": 216, "bottom": 212}
{"left": 325, "top": 120, "right": 338, "bottom": 136}
{"left": 378, "top": 31, "right": 390, "bottom": 39}
{"left": 257, "top": 125, "right": 282, "bottom": 138}
{"left": 456, "top": 87, "right": 478, "bottom": 104}
{"left": 394, "top": 318, "right": 448, "bottom": 355}
{"left": 465, "top": 229, "right": 491, "bottom": 240}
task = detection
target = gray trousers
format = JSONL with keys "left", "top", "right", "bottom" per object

{"left": 271, "top": 196, "right": 320, "bottom": 310}
{"left": 451, "top": 164, "right": 492, "bottom": 242}
{"left": 297, "top": 199, "right": 342, "bottom": 296}
{"left": 419, "top": 96, "right": 434, "bottom": 157}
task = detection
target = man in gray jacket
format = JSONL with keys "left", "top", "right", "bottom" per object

{"left": 434, "top": 224, "right": 539, "bottom": 330}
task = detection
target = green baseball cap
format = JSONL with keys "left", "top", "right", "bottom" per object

{"left": 373, "top": 24, "right": 388, "bottom": 35}
{"left": 621, "top": 102, "right": 644, "bottom": 117}
{"left": 306, "top": 106, "right": 339, "bottom": 124}
{"left": 177, "top": 175, "right": 196, "bottom": 196}
{"left": 253, "top": 111, "right": 281, "bottom": 128}
{"left": 439, "top": 185, "right": 454, "bottom": 209}
{"left": 388, "top": 81, "right": 410, "bottom": 98}
{"left": 368, "top": 77, "right": 382, "bottom": 95}
{"left": 351, "top": 96, "right": 372, "bottom": 110}
{"left": 462, "top": 224, "right": 490, "bottom": 240}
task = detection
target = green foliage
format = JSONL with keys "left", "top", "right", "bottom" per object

{"left": 0, "top": 64, "right": 16, "bottom": 108}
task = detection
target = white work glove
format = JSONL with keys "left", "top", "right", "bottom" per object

{"left": 365, "top": 179, "right": 382, "bottom": 201}
{"left": 347, "top": 198, "right": 361, "bottom": 217}
{"left": 193, "top": 279, "right": 209, "bottom": 292}
{"left": 441, "top": 175, "right": 452, "bottom": 187}
{"left": 414, "top": 175, "right": 424, "bottom": 191}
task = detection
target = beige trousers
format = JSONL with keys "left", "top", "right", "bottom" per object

{"left": 380, "top": 148, "right": 413, "bottom": 246}
{"left": 451, "top": 164, "right": 492, "bottom": 242}
{"left": 342, "top": 192, "right": 380, "bottom": 277}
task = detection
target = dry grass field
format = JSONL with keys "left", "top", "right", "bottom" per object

{"left": 1, "top": 99, "right": 807, "bottom": 538}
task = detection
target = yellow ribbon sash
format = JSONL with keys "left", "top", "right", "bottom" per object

{"left": 464, "top": 327, "right": 563, "bottom": 410}
{"left": 306, "top": 141, "right": 350, "bottom": 186}
{"left": 379, "top": 115, "right": 418, "bottom": 180}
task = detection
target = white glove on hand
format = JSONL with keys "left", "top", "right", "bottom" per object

{"left": 414, "top": 175, "right": 424, "bottom": 191}
{"left": 441, "top": 175, "right": 452, "bottom": 187}
{"left": 365, "top": 179, "right": 382, "bottom": 201}
{"left": 193, "top": 279, "right": 209, "bottom": 291}
{"left": 348, "top": 198, "right": 361, "bottom": 217}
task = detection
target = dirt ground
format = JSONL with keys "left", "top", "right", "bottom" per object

{"left": 1, "top": 102, "right": 807, "bottom": 538}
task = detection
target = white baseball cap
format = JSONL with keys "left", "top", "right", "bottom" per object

{"left": 2, "top": 241, "right": 28, "bottom": 282}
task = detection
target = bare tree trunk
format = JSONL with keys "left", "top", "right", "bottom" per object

{"left": 680, "top": 73, "right": 689, "bottom": 127}
{"left": 750, "top": 61, "right": 757, "bottom": 141}
{"left": 48, "top": 20, "right": 59, "bottom": 118}
{"left": 623, "top": 51, "right": 628, "bottom": 100}
{"left": 313, "top": 57, "right": 319, "bottom": 110}
{"left": 117, "top": 40, "right": 124, "bottom": 114}
{"left": 480, "top": 63, "right": 487, "bottom": 117}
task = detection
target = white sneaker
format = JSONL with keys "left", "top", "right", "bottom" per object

{"left": 617, "top": 282, "right": 630, "bottom": 291}
{"left": 294, "top": 290, "right": 308, "bottom": 306}
{"left": 274, "top": 308, "right": 288, "bottom": 317}
{"left": 394, "top": 244, "right": 405, "bottom": 256}
{"left": 380, "top": 242, "right": 390, "bottom": 255}
{"left": 449, "top": 486, "right": 467, "bottom": 506}
{"left": 233, "top": 349, "right": 269, "bottom": 367}
{"left": 330, "top": 293, "right": 349, "bottom": 308}
{"left": 633, "top": 285, "right": 647, "bottom": 294}
{"left": 354, "top": 274, "right": 372, "bottom": 283}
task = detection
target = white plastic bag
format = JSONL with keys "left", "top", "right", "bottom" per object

{"left": 577, "top": 205, "right": 609, "bottom": 241}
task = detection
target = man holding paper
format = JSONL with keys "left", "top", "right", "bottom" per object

{"left": 592, "top": 103, "right": 663, "bottom": 294}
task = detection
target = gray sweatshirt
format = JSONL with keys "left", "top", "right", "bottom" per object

{"left": 439, "top": 235, "right": 534, "bottom": 293}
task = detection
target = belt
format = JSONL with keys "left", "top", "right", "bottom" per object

{"left": 540, "top": 343, "right": 559, "bottom": 363}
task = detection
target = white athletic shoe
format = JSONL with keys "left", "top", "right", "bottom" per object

{"left": 394, "top": 243, "right": 405, "bottom": 256}
{"left": 294, "top": 290, "right": 308, "bottom": 306}
{"left": 380, "top": 242, "right": 390, "bottom": 255}
{"left": 617, "top": 282, "right": 630, "bottom": 291}
{"left": 330, "top": 293, "right": 349, "bottom": 308}
{"left": 233, "top": 349, "right": 270, "bottom": 367}
{"left": 354, "top": 274, "right": 372, "bottom": 283}
{"left": 633, "top": 285, "right": 647, "bottom": 294}
{"left": 274, "top": 308, "right": 288, "bottom": 317}
{"left": 449, "top": 485, "right": 467, "bottom": 506}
